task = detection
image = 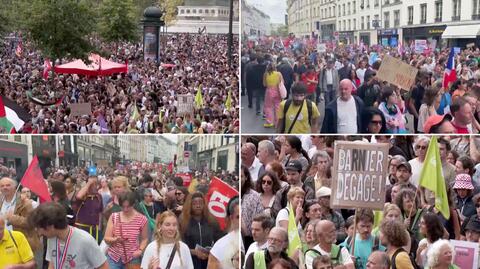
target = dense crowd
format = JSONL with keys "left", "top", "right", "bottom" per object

{"left": 0, "top": 33, "right": 239, "bottom": 134}
{"left": 0, "top": 163, "right": 240, "bottom": 269}
{"left": 241, "top": 135, "right": 480, "bottom": 269}
{"left": 242, "top": 36, "right": 480, "bottom": 134}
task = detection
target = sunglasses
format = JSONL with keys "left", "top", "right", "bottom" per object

{"left": 262, "top": 180, "right": 273, "bottom": 185}
{"left": 370, "top": 120, "right": 382, "bottom": 125}
{"left": 416, "top": 145, "right": 427, "bottom": 150}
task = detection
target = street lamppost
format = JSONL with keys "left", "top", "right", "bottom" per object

{"left": 228, "top": 0, "right": 234, "bottom": 67}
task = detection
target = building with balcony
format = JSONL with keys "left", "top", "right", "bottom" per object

{"left": 242, "top": 0, "right": 272, "bottom": 36}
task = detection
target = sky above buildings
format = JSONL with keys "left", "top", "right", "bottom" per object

{"left": 246, "top": 0, "right": 287, "bottom": 24}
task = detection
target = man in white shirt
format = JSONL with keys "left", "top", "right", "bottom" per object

{"left": 244, "top": 214, "right": 273, "bottom": 267}
{"left": 356, "top": 60, "right": 367, "bottom": 85}
{"left": 321, "top": 79, "right": 365, "bottom": 133}
{"left": 241, "top": 143, "right": 262, "bottom": 182}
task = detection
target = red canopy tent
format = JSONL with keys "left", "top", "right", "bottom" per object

{"left": 54, "top": 53, "right": 128, "bottom": 76}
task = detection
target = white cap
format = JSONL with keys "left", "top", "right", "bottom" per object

{"left": 316, "top": 187, "right": 331, "bottom": 198}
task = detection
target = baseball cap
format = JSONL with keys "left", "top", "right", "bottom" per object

{"left": 465, "top": 218, "right": 480, "bottom": 232}
{"left": 397, "top": 161, "right": 412, "bottom": 173}
{"left": 285, "top": 160, "right": 303, "bottom": 172}
{"left": 423, "top": 114, "right": 453, "bottom": 133}
{"left": 316, "top": 187, "right": 332, "bottom": 198}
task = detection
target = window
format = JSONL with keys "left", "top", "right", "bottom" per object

{"left": 361, "top": 16, "right": 365, "bottom": 29}
{"left": 384, "top": 12, "right": 389, "bottom": 28}
{"left": 408, "top": 6, "right": 413, "bottom": 24}
{"left": 180, "top": 9, "right": 185, "bottom": 14}
{"left": 353, "top": 1, "right": 356, "bottom": 12}
{"left": 420, "top": 4, "right": 427, "bottom": 23}
{"left": 343, "top": 4, "right": 346, "bottom": 15}
{"left": 385, "top": 0, "right": 390, "bottom": 5}
{"left": 367, "top": 15, "right": 370, "bottom": 28}
{"left": 205, "top": 9, "right": 209, "bottom": 13}
{"left": 453, "top": 0, "right": 461, "bottom": 20}
{"left": 348, "top": 19, "right": 351, "bottom": 30}
{"left": 333, "top": 6, "right": 335, "bottom": 16}
{"left": 473, "top": 0, "right": 480, "bottom": 16}
{"left": 199, "top": 9, "right": 202, "bottom": 13}
{"left": 435, "top": 1, "right": 442, "bottom": 21}
{"left": 375, "top": 0, "right": 379, "bottom": 6}
{"left": 339, "top": 6, "right": 341, "bottom": 16}
{"left": 348, "top": 3, "right": 351, "bottom": 14}
{"left": 353, "top": 18, "right": 356, "bottom": 30}
{"left": 367, "top": 0, "right": 370, "bottom": 8}
{"left": 394, "top": 10, "right": 400, "bottom": 27}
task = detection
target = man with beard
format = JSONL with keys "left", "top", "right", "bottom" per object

{"left": 244, "top": 227, "right": 298, "bottom": 269}
{"left": 277, "top": 82, "right": 320, "bottom": 134}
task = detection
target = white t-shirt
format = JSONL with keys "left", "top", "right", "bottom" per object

{"left": 141, "top": 241, "right": 193, "bottom": 269}
{"left": 275, "top": 208, "right": 289, "bottom": 227}
{"left": 305, "top": 244, "right": 354, "bottom": 269}
{"left": 337, "top": 97, "right": 358, "bottom": 133}
{"left": 46, "top": 227, "right": 106, "bottom": 269}
{"left": 210, "top": 230, "right": 242, "bottom": 269}
{"left": 244, "top": 241, "right": 268, "bottom": 268}
{"left": 356, "top": 68, "right": 366, "bottom": 84}
{"left": 408, "top": 158, "right": 424, "bottom": 187}
{"left": 249, "top": 157, "right": 262, "bottom": 183}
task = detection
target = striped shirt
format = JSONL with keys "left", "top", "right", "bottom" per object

{"left": 107, "top": 212, "right": 147, "bottom": 263}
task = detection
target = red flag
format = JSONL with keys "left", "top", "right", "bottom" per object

{"left": 167, "top": 162, "right": 173, "bottom": 173}
{"left": 43, "top": 59, "right": 52, "bottom": 80}
{"left": 175, "top": 173, "right": 192, "bottom": 187}
{"left": 205, "top": 177, "right": 238, "bottom": 230}
{"left": 20, "top": 156, "right": 51, "bottom": 203}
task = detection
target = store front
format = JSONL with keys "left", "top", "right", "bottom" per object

{"left": 377, "top": 29, "right": 399, "bottom": 47}
{"left": 0, "top": 140, "right": 28, "bottom": 181}
{"left": 320, "top": 23, "right": 335, "bottom": 42}
{"left": 442, "top": 24, "right": 480, "bottom": 48}
{"left": 338, "top": 31, "right": 354, "bottom": 44}
{"left": 403, "top": 25, "right": 446, "bottom": 48}
{"left": 359, "top": 32, "right": 371, "bottom": 46}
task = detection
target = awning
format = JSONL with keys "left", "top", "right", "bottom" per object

{"left": 442, "top": 24, "right": 480, "bottom": 39}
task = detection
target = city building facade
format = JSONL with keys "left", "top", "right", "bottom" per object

{"left": 242, "top": 0, "right": 272, "bottom": 36}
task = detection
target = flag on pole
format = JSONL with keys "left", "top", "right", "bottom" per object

{"left": 443, "top": 48, "right": 457, "bottom": 90}
{"left": 419, "top": 136, "right": 450, "bottom": 219}
{"left": 20, "top": 156, "right": 51, "bottom": 203}
{"left": 398, "top": 42, "right": 404, "bottom": 56}
{"left": 167, "top": 162, "right": 174, "bottom": 174}
{"left": 0, "top": 96, "right": 29, "bottom": 133}
{"left": 43, "top": 59, "right": 52, "bottom": 80}
{"left": 225, "top": 90, "right": 232, "bottom": 111}
{"left": 195, "top": 86, "right": 203, "bottom": 109}
{"left": 15, "top": 40, "right": 22, "bottom": 57}
{"left": 131, "top": 103, "right": 140, "bottom": 121}
{"left": 287, "top": 203, "right": 301, "bottom": 257}
{"left": 205, "top": 177, "right": 238, "bottom": 230}
{"left": 97, "top": 115, "right": 109, "bottom": 133}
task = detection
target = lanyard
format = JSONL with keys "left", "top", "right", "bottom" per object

{"left": 56, "top": 227, "right": 73, "bottom": 269}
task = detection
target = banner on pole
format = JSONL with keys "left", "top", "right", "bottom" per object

{"left": 330, "top": 141, "right": 389, "bottom": 210}
{"left": 205, "top": 177, "right": 238, "bottom": 230}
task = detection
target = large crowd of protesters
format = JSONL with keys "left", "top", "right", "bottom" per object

{"left": 242, "top": 36, "right": 480, "bottom": 134}
{"left": 0, "top": 162, "right": 240, "bottom": 269}
{"left": 0, "top": 32, "right": 239, "bottom": 134}
{"left": 241, "top": 135, "right": 480, "bottom": 269}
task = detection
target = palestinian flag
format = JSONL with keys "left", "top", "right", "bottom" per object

{"left": 0, "top": 96, "right": 30, "bottom": 133}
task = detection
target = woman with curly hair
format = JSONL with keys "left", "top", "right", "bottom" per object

{"left": 425, "top": 240, "right": 458, "bottom": 269}
{"left": 416, "top": 212, "right": 447, "bottom": 268}
{"left": 179, "top": 192, "right": 223, "bottom": 269}
{"left": 255, "top": 171, "right": 282, "bottom": 217}
{"left": 141, "top": 211, "right": 194, "bottom": 269}
{"left": 379, "top": 220, "right": 415, "bottom": 269}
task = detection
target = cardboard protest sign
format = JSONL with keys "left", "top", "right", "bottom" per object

{"left": 96, "top": 159, "right": 109, "bottom": 167}
{"left": 414, "top": 39, "right": 427, "bottom": 53}
{"left": 330, "top": 141, "right": 389, "bottom": 210}
{"left": 317, "top": 43, "right": 327, "bottom": 53}
{"left": 177, "top": 94, "right": 195, "bottom": 116}
{"left": 69, "top": 103, "right": 92, "bottom": 117}
{"left": 377, "top": 55, "right": 419, "bottom": 91}
{"left": 451, "top": 240, "right": 479, "bottom": 269}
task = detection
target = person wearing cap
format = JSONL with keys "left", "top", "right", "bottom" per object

{"left": 276, "top": 82, "right": 320, "bottom": 134}
{"left": 395, "top": 161, "right": 416, "bottom": 190}
{"left": 464, "top": 217, "right": 480, "bottom": 242}
{"left": 453, "top": 173, "right": 477, "bottom": 218}
{"left": 450, "top": 96, "right": 474, "bottom": 134}
{"left": 423, "top": 114, "right": 455, "bottom": 133}
{"left": 460, "top": 193, "right": 480, "bottom": 237}
{"left": 272, "top": 160, "right": 315, "bottom": 218}
{"left": 317, "top": 187, "right": 346, "bottom": 242}
{"left": 319, "top": 59, "right": 339, "bottom": 105}
{"left": 321, "top": 79, "right": 365, "bottom": 133}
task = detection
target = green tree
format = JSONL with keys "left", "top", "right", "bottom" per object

{"left": 98, "top": 0, "right": 139, "bottom": 43}
{"left": 21, "top": 0, "right": 96, "bottom": 64}
{"left": 159, "top": 0, "right": 183, "bottom": 25}
{"left": 271, "top": 24, "right": 289, "bottom": 37}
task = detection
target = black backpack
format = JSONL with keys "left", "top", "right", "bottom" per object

{"left": 281, "top": 99, "right": 313, "bottom": 133}
{"left": 391, "top": 248, "right": 420, "bottom": 269}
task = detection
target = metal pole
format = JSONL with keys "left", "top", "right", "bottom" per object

{"left": 379, "top": 0, "right": 383, "bottom": 45}
{"left": 228, "top": 0, "right": 234, "bottom": 67}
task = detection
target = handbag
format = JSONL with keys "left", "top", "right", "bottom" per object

{"left": 118, "top": 213, "right": 141, "bottom": 269}
{"left": 279, "top": 73, "right": 287, "bottom": 99}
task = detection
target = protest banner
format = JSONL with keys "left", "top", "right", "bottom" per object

{"left": 451, "top": 240, "right": 479, "bottom": 269}
{"left": 454, "top": 47, "right": 461, "bottom": 54}
{"left": 467, "top": 42, "right": 475, "bottom": 48}
{"left": 205, "top": 177, "right": 238, "bottom": 230}
{"left": 377, "top": 55, "right": 419, "bottom": 91}
{"left": 175, "top": 172, "right": 192, "bottom": 187}
{"left": 317, "top": 43, "right": 327, "bottom": 53}
{"left": 96, "top": 159, "right": 109, "bottom": 167}
{"left": 330, "top": 141, "right": 389, "bottom": 210}
{"left": 177, "top": 94, "right": 195, "bottom": 116}
{"left": 69, "top": 103, "right": 92, "bottom": 117}
{"left": 414, "top": 39, "right": 428, "bottom": 53}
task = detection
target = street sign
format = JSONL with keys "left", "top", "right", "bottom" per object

{"left": 184, "top": 151, "right": 190, "bottom": 158}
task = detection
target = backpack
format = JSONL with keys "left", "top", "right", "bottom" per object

{"left": 304, "top": 244, "right": 344, "bottom": 268}
{"left": 281, "top": 99, "right": 313, "bottom": 133}
{"left": 391, "top": 248, "right": 420, "bottom": 269}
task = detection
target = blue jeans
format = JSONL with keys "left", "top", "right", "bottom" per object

{"left": 107, "top": 255, "right": 141, "bottom": 269}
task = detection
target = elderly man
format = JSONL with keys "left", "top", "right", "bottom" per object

{"left": 242, "top": 142, "right": 262, "bottom": 182}
{"left": 257, "top": 140, "right": 277, "bottom": 179}
{"left": 321, "top": 79, "right": 365, "bottom": 133}
{"left": 244, "top": 227, "right": 298, "bottom": 269}
{"left": 0, "top": 177, "right": 40, "bottom": 258}
{"left": 0, "top": 215, "right": 36, "bottom": 269}
{"left": 366, "top": 251, "right": 390, "bottom": 269}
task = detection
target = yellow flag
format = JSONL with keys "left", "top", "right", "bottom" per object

{"left": 159, "top": 109, "right": 163, "bottom": 123}
{"left": 225, "top": 90, "right": 232, "bottom": 111}
{"left": 195, "top": 86, "right": 203, "bottom": 109}
{"left": 188, "top": 178, "right": 198, "bottom": 193}
{"left": 132, "top": 104, "right": 140, "bottom": 121}
{"left": 287, "top": 203, "right": 301, "bottom": 257}
{"left": 419, "top": 136, "right": 450, "bottom": 219}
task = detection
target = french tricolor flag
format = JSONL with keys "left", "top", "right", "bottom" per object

{"left": 443, "top": 48, "right": 457, "bottom": 89}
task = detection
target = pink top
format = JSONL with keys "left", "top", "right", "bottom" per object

{"left": 107, "top": 212, "right": 147, "bottom": 263}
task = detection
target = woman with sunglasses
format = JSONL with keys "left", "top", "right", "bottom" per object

{"left": 255, "top": 171, "right": 282, "bottom": 217}
{"left": 241, "top": 165, "right": 264, "bottom": 250}
{"left": 408, "top": 136, "right": 430, "bottom": 188}
{"left": 361, "top": 107, "right": 387, "bottom": 134}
